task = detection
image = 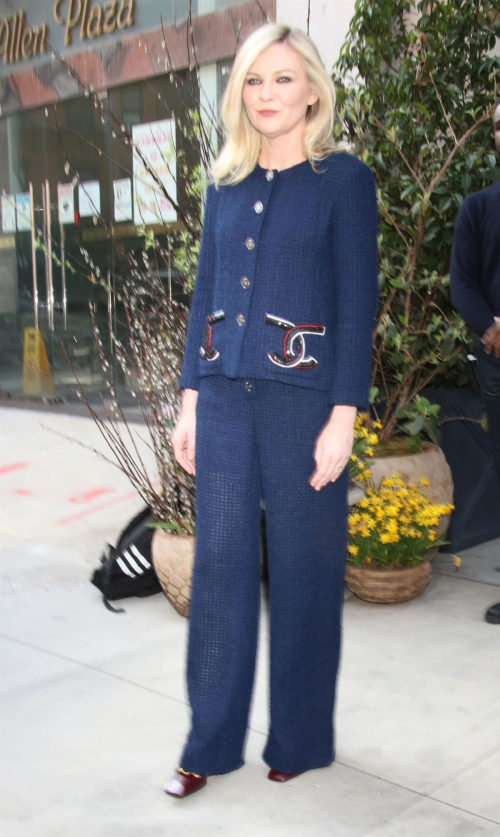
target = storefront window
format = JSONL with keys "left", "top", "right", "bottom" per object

{"left": 0, "top": 65, "right": 206, "bottom": 401}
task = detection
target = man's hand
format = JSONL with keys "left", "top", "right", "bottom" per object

{"left": 481, "top": 319, "right": 500, "bottom": 358}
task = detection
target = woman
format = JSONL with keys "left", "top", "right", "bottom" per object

{"left": 164, "top": 22, "right": 378, "bottom": 798}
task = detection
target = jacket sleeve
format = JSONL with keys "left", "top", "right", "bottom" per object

{"left": 449, "top": 196, "right": 495, "bottom": 338}
{"left": 178, "top": 181, "right": 218, "bottom": 390}
{"left": 328, "top": 161, "right": 379, "bottom": 412}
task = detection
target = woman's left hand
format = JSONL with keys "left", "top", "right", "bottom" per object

{"left": 309, "top": 410, "right": 356, "bottom": 490}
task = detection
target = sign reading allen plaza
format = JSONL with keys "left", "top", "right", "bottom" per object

{"left": 0, "top": 0, "right": 135, "bottom": 64}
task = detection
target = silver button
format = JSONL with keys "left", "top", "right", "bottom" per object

{"left": 254, "top": 201, "right": 263, "bottom": 213}
{"left": 266, "top": 170, "right": 274, "bottom": 180}
{"left": 236, "top": 313, "right": 245, "bottom": 325}
{"left": 244, "top": 381, "right": 252, "bottom": 391}
{"left": 245, "top": 237, "right": 255, "bottom": 250}
{"left": 240, "top": 276, "right": 250, "bottom": 288}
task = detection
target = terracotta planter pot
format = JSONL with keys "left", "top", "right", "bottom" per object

{"left": 369, "top": 441, "right": 454, "bottom": 559}
{"left": 151, "top": 528, "right": 195, "bottom": 617}
{"left": 345, "top": 560, "right": 432, "bottom": 604}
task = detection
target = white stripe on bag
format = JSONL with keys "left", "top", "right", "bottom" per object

{"left": 116, "top": 556, "right": 136, "bottom": 577}
{"left": 130, "top": 544, "right": 151, "bottom": 569}
{"left": 122, "top": 549, "right": 144, "bottom": 574}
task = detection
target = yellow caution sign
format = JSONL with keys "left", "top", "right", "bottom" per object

{"left": 22, "top": 328, "right": 55, "bottom": 397}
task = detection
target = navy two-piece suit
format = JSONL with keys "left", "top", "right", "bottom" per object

{"left": 177, "top": 151, "right": 379, "bottom": 774}
{"left": 450, "top": 181, "right": 500, "bottom": 475}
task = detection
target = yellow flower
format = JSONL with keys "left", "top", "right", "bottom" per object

{"left": 368, "top": 433, "right": 379, "bottom": 445}
{"left": 379, "top": 532, "right": 391, "bottom": 543}
{"left": 364, "top": 469, "right": 372, "bottom": 478}
{"left": 373, "top": 421, "right": 383, "bottom": 429}
{"left": 419, "top": 477, "right": 430, "bottom": 486}
{"left": 385, "top": 504, "right": 400, "bottom": 517}
{"left": 453, "top": 555, "right": 462, "bottom": 568}
{"left": 348, "top": 544, "right": 359, "bottom": 556}
{"left": 365, "top": 556, "right": 372, "bottom": 564}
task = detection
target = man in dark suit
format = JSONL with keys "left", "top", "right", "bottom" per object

{"left": 450, "top": 100, "right": 500, "bottom": 625}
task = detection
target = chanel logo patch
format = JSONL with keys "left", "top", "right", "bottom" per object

{"left": 265, "top": 313, "right": 325, "bottom": 368}
{"left": 200, "top": 309, "right": 225, "bottom": 360}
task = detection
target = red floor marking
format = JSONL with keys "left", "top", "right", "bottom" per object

{"left": 68, "top": 488, "right": 116, "bottom": 504}
{"left": 56, "top": 481, "right": 161, "bottom": 526}
{"left": 57, "top": 490, "right": 140, "bottom": 525}
{"left": 0, "top": 462, "right": 29, "bottom": 475}
{"left": 13, "top": 488, "right": 33, "bottom": 496}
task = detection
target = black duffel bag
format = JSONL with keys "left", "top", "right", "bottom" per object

{"left": 90, "top": 505, "right": 162, "bottom": 613}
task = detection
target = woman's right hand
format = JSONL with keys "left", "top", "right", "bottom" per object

{"left": 171, "top": 389, "right": 198, "bottom": 476}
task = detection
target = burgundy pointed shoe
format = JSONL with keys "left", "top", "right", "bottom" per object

{"left": 268, "top": 768, "right": 306, "bottom": 782}
{"left": 163, "top": 767, "right": 208, "bottom": 798}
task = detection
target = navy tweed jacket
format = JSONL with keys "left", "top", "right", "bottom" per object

{"left": 178, "top": 151, "right": 379, "bottom": 412}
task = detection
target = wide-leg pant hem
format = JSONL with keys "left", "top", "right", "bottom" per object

{"left": 178, "top": 758, "right": 245, "bottom": 777}
{"left": 262, "top": 755, "right": 335, "bottom": 773}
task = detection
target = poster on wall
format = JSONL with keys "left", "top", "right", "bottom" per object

{"left": 132, "top": 119, "right": 177, "bottom": 226}
{"left": 16, "top": 193, "right": 32, "bottom": 231}
{"left": 58, "top": 183, "right": 75, "bottom": 224}
{"left": 78, "top": 181, "right": 101, "bottom": 217}
{"left": 113, "top": 178, "right": 133, "bottom": 222}
{"left": 1, "top": 194, "right": 16, "bottom": 233}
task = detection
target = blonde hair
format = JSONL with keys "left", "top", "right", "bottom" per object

{"left": 210, "top": 22, "right": 344, "bottom": 188}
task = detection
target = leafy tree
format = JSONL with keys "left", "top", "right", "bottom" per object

{"left": 333, "top": 0, "right": 500, "bottom": 442}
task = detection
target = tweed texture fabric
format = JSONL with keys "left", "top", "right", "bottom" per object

{"left": 178, "top": 375, "right": 349, "bottom": 776}
{"left": 178, "top": 152, "right": 379, "bottom": 412}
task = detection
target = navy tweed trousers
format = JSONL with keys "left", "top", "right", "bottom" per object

{"left": 178, "top": 374, "right": 349, "bottom": 776}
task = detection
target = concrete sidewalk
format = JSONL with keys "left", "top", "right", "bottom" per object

{"left": 1, "top": 406, "right": 499, "bottom": 837}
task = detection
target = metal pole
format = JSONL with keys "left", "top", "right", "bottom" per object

{"left": 167, "top": 236, "right": 172, "bottom": 301}
{"left": 29, "top": 182, "right": 38, "bottom": 331}
{"left": 60, "top": 217, "right": 67, "bottom": 331}
{"left": 107, "top": 275, "right": 112, "bottom": 354}
{"left": 45, "top": 179, "right": 54, "bottom": 332}
{"left": 42, "top": 183, "right": 48, "bottom": 328}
